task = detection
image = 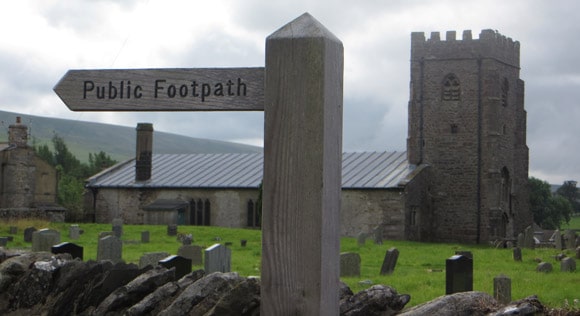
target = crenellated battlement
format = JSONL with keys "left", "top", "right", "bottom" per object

{"left": 411, "top": 29, "right": 520, "bottom": 67}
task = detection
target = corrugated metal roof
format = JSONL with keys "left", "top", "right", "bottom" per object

{"left": 87, "top": 151, "right": 412, "bottom": 189}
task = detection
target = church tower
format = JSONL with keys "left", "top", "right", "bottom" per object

{"left": 407, "top": 30, "right": 532, "bottom": 243}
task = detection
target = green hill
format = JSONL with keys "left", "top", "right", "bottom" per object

{"left": 0, "top": 110, "right": 262, "bottom": 163}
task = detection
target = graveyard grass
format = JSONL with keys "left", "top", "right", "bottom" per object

{"left": 2, "top": 219, "right": 580, "bottom": 310}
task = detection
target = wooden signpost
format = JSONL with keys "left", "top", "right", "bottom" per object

{"left": 54, "top": 13, "right": 343, "bottom": 316}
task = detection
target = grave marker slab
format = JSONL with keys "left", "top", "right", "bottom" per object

{"left": 512, "top": 247, "right": 522, "bottom": 262}
{"left": 564, "top": 230, "right": 577, "bottom": 250}
{"left": 141, "top": 231, "right": 150, "bottom": 243}
{"left": 357, "top": 232, "right": 366, "bottom": 246}
{"left": 167, "top": 224, "right": 177, "bottom": 236}
{"left": 112, "top": 218, "right": 123, "bottom": 238}
{"left": 69, "top": 225, "right": 80, "bottom": 240}
{"left": 517, "top": 233, "right": 524, "bottom": 248}
{"left": 0, "top": 237, "right": 7, "bottom": 247}
{"left": 560, "top": 257, "right": 576, "bottom": 272}
{"left": 493, "top": 274, "right": 511, "bottom": 304}
{"left": 24, "top": 227, "right": 37, "bottom": 243}
{"left": 445, "top": 255, "right": 473, "bottom": 294}
{"left": 536, "top": 262, "right": 552, "bottom": 273}
{"left": 340, "top": 252, "right": 361, "bottom": 277}
{"left": 97, "top": 235, "right": 122, "bottom": 263}
{"left": 139, "top": 252, "right": 169, "bottom": 269}
{"left": 380, "top": 247, "right": 400, "bottom": 275}
{"left": 204, "top": 243, "right": 231, "bottom": 273}
{"left": 524, "top": 226, "right": 535, "bottom": 249}
{"left": 51, "top": 242, "right": 83, "bottom": 260}
{"left": 373, "top": 226, "right": 383, "bottom": 245}
{"left": 160, "top": 255, "right": 192, "bottom": 279}
{"left": 553, "top": 230, "right": 562, "bottom": 250}
{"left": 32, "top": 228, "right": 61, "bottom": 252}
{"left": 178, "top": 245, "right": 203, "bottom": 266}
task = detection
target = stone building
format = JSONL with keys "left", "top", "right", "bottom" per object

{"left": 407, "top": 29, "right": 532, "bottom": 243}
{"left": 85, "top": 29, "right": 532, "bottom": 243}
{"left": 0, "top": 117, "right": 63, "bottom": 220}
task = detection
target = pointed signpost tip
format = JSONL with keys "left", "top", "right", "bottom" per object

{"left": 268, "top": 12, "right": 342, "bottom": 44}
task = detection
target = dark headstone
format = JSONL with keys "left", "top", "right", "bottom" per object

{"left": 536, "top": 262, "right": 553, "bottom": 273}
{"left": 204, "top": 243, "right": 231, "bottom": 273}
{"left": 340, "top": 252, "right": 361, "bottom": 277}
{"left": 0, "top": 237, "right": 7, "bottom": 247}
{"left": 241, "top": 239, "right": 247, "bottom": 247}
{"left": 380, "top": 247, "right": 400, "bottom": 275}
{"left": 141, "top": 231, "right": 150, "bottom": 243}
{"left": 9, "top": 226, "right": 17, "bottom": 234}
{"left": 167, "top": 224, "right": 177, "bottom": 236}
{"left": 561, "top": 257, "right": 576, "bottom": 272}
{"left": 455, "top": 250, "right": 473, "bottom": 260}
{"left": 177, "top": 245, "right": 203, "bottom": 266}
{"left": 445, "top": 255, "right": 473, "bottom": 294}
{"left": 51, "top": 242, "right": 84, "bottom": 260}
{"left": 493, "top": 274, "right": 511, "bottom": 304}
{"left": 159, "top": 255, "right": 191, "bottom": 279}
{"left": 24, "top": 226, "right": 37, "bottom": 243}
{"left": 513, "top": 247, "right": 522, "bottom": 262}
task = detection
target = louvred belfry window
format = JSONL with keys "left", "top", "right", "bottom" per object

{"left": 442, "top": 74, "right": 461, "bottom": 101}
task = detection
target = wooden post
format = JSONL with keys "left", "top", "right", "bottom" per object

{"left": 262, "top": 13, "right": 343, "bottom": 315}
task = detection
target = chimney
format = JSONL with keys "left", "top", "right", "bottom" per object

{"left": 135, "top": 123, "right": 153, "bottom": 181}
{"left": 8, "top": 116, "right": 28, "bottom": 147}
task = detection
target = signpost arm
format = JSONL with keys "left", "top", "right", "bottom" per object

{"left": 262, "top": 13, "right": 343, "bottom": 315}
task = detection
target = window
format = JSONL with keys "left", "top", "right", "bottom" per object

{"left": 442, "top": 74, "right": 461, "bottom": 101}
{"left": 247, "top": 199, "right": 261, "bottom": 228}
{"left": 190, "top": 198, "right": 211, "bottom": 226}
{"left": 450, "top": 124, "right": 458, "bottom": 134}
{"left": 501, "top": 78, "right": 509, "bottom": 107}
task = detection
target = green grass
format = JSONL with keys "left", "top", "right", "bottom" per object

{"left": 2, "top": 220, "right": 579, "bottom": 309}
{"left": 561, "top": 215, "right": 580, "bottom": 230}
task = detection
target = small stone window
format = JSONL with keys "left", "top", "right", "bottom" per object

{"left": 247, "top": 199, "right": 261, "bottom": 228}
{"left": 450, "top": 124, "right": 459, "bottom": 134}
{"left": 501, "top": 78, "right": 509, "bottom": 107}
{"left": 191, "top": 198, "right": 211, "bottom": 226}
{"left": 442, "top": 74, "right": 461, "bottom": 101}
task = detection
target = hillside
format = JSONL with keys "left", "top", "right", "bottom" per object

{"left": 0, "top": 110, "right": 262, "bottom": 163}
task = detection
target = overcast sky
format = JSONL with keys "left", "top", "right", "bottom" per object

{"left": 1, "top": 0, "right": 579, "bottom": 184}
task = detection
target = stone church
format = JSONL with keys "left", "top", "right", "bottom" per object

{"left": 85, "top": 29, "right": 533, "bottom": 243}
{"left": 0, "top": 117, "right": 63, "bottom": 221}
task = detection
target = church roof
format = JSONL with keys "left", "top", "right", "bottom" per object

{"left": 86, "top": 151, "right": 411, "bottom": 189}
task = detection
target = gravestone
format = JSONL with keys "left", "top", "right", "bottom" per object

{"left": 181, "top": 234, "right": 193, "bottom": 245}
{"left": 536, "top": 262, "right": 553, "bottom": 273}
{"left": 564, "top": 230, "right": 577, "bottom": 250}
{"left": 159, "top": 255, "right": 192, "bottom": 279}
{"left": 139, "top": 252, "right": 169, "bottom": 269}
{"left": 9, "top": 226, "right": 17, "bottom": 234}
{"left": 517, "top": 233, "right": 524, "bottom": 248}
{"left": 241, "top": 239, "right": 247, "bottom": 247}
{"left": 373, "top": 226, "right": 383, "bottom": 245}
{"left": 445, "top": 255, "right": 473, "bottom": 294}
{"left": 97, "top": 235, "right": 122, "bottom": 263}
{"left": 553, "top": 230, "right": 562, "bottom": 250}
{"left": 178, "top": 245, "right": 203, "bottom": 266}
{"left": 167, "top": 224, "right": 177, "bottom": 236}
{"left": 340, "top": 252, "right": 361, "bottom": 277}
{"left": 577, "top": 246, "right": 580, "bottom": 260}
{"left": 493, "top": 274, "right": 511, "bottom": 304}
{"left": 112, "top": 218, "right": 123, "bottom": 238}
{"left": 576, "top": 236, "right": 580, "bottom": 248}
{"left": 32, "top": 228, "right": 61, "bottom": 252}
{"left": 560, "top": 257, "right": 576, "bottom": 272}
{"left": 524, "top": 226, "right": 535, "bottom": 249}
{"left": 99, "top": 231, "right": 114, "bottom": 239}
{"left": 51, "top": 242, "right": 83, "bottom": 260}
{"left": 357, "top": 232, "right": 366, "bottom": 246}
{"left": 512, "top": 247, "right": 522, "bottom": 262}
{"left": 69, "top": 225, "right": 80, "bottom": 240}
{"left": 380, "top": 247, "right": 400, "bottom": 275}
{"left": 204, "top": 243, "right": 231, "bottom": 273}
{"left": 24, "top": 226, "right": 37, "bottom": 243}
{"left": 141, "top": 231, "right": 150, "bottom": 243}
{"left": 0, "top": 237, "right": 7, "bottom": 247}
{"left": 455, "top": 250, "right": 473, "bottom": 260}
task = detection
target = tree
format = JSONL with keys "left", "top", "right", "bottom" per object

{"left": 555, "top": 180, "right": 580, "bottom": 214}
{"left": 88, "top": 151, "right": 117, "bottom": 176}
{"left": 528, "top": 177, "right": 573, "bottom": 229}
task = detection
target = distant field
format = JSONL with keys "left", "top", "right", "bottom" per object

{"left": 561, "top": 215, "right": 580, "bottom": 230}
{"left": 2, "top": 220, "right": 579, "bottom": 309}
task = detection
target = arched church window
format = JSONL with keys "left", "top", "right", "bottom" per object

{"left": 501, "top": 78, "right": 509, "bottom": 107}
{"left": 442, "top": 74, "right": 461, "bottom": 101}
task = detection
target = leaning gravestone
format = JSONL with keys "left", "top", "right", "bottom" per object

{"left": 51, "top": 242, "right": 84, "bottom": 260}
{"left": 553, "top": 230, "right": 562, "bottom": 250}
{"left": 112, "top": 218, "right": 123, "bottom": 238}
{"left": 178, "top": 244, "right": 203, "bottom": 266}
{"left": 69, "top": 224, "right": 80, "bottom": 240}
{"left": 139, "top": 252, "right": 169, "bottom": 269}
{"left": 445, "top": 255, "right": 473, "bottom": 294}
{"left": 204, "top": 243, "right": 231, "bottom": 273}
{"left": 340, "top": 252, "right": 361, "bottom": 277}
{"left": 159, "top": 255, "right": 192, "bottom": 280}
{"left": 380, "top": 247, "right": 400, "bottom": 275}
{"left": 97, "top": 235, "right": 122, "bottom": 263}
{"left": 560, "top": 257, "right": 576, "bottom": 272}
{"left": 32, "top": 228, "right": 61, "bottom": 252}
{"left": 493, "top": 274, "right": 511, "bottom": 305}
{"left": 513, "top": 247, "right": 522, "bottom": 262}
{"left": 24, "top": 226, "right": 37, "bottom": 243}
